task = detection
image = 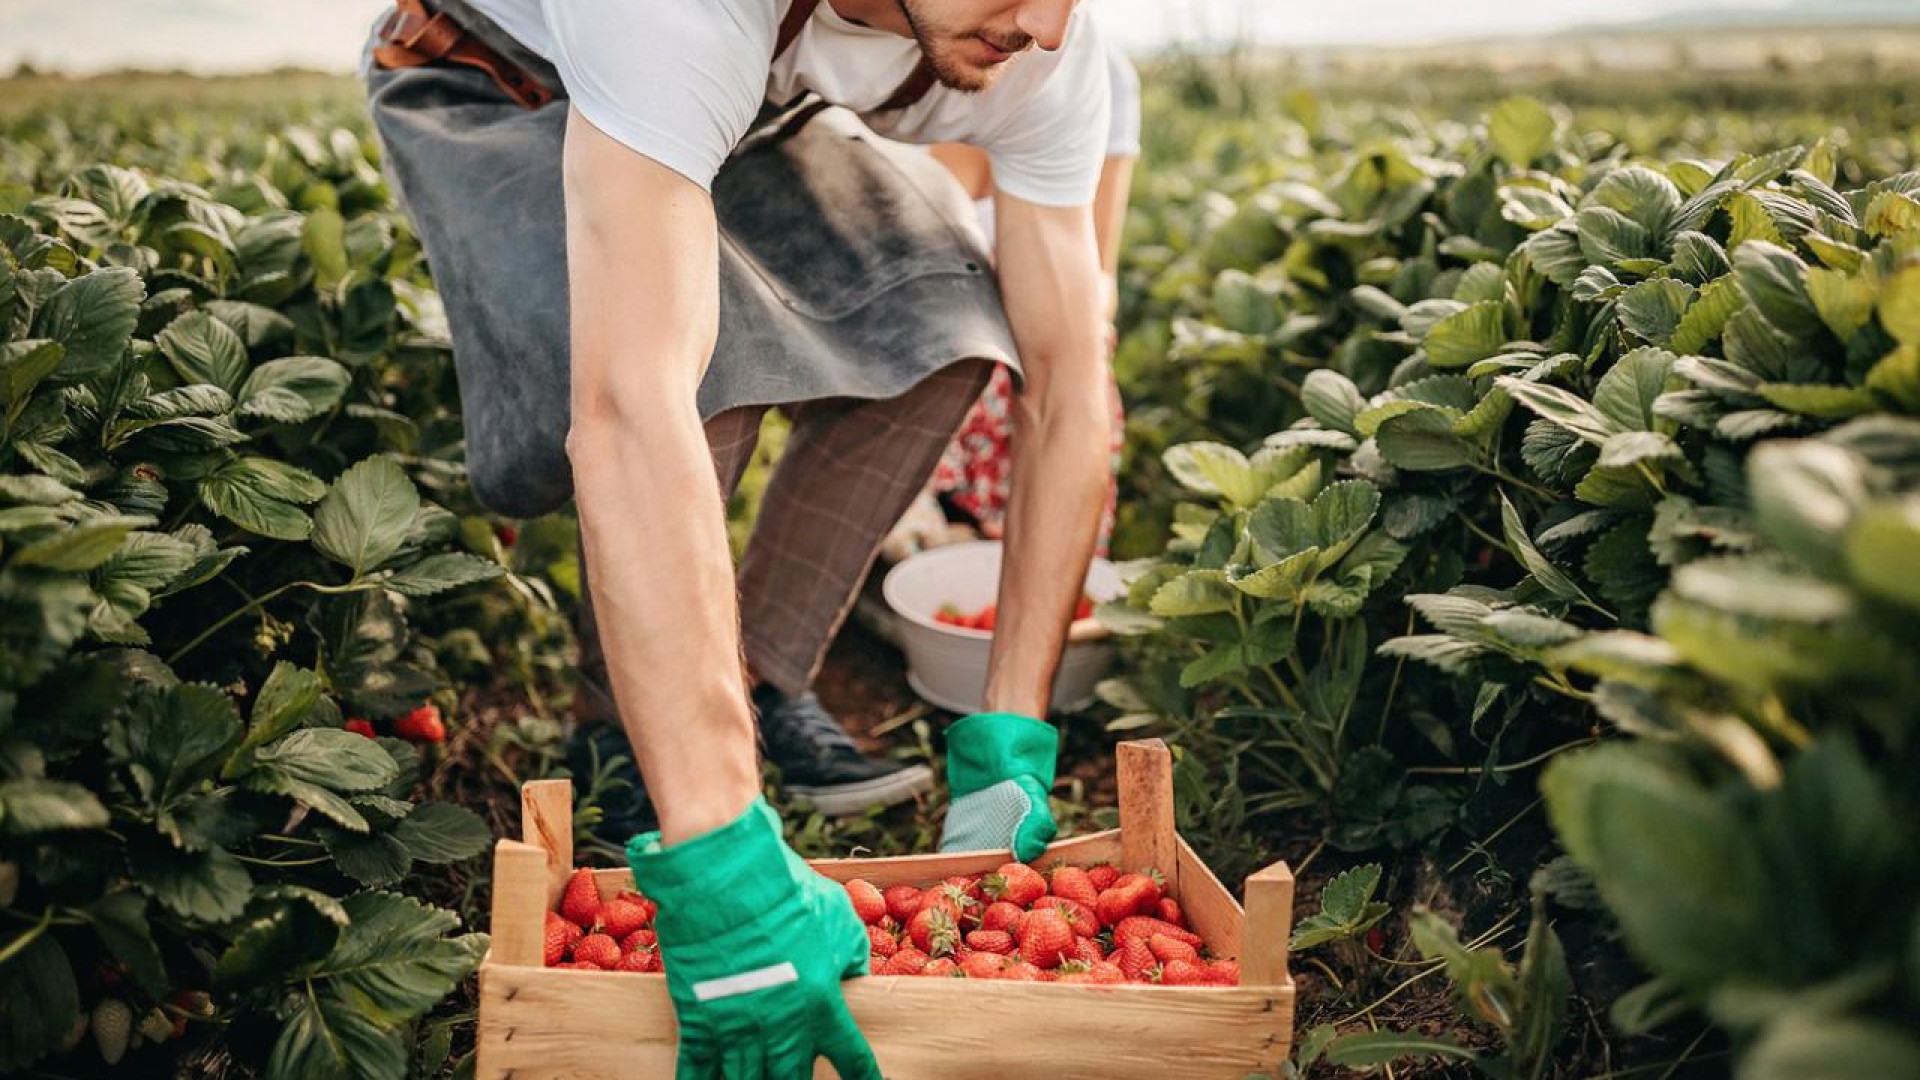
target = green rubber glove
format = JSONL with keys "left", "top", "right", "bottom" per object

{"left": 937, "top": 712, "right": 1058, "bottom": 862}
{"left": 625, "top": 798, "right": 880, "bottom": 1080}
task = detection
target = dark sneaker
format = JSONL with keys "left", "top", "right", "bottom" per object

{"left": 566, "top": 720, "right": 657, "bottom": 841}
{"left": 752, "top": 684, "right": 935, "bottom": 816}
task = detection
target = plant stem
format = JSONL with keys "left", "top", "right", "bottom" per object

{"left": 0, "top": 908, "right": 52, "bottom": 967}
{"left": 1404, "top": 737, "right": 1598, "bottom": 776}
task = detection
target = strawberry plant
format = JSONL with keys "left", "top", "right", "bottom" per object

{"left": 0, "top": 135, "right": 522, "bottom": 1075}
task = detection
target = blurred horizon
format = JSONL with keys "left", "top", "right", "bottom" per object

{"left": 1, "top": 0, "right": 1917, "bottom": 76}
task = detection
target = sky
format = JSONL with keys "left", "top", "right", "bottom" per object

{"left": 0, "top": 0, "right": 1802, "bottom": 75}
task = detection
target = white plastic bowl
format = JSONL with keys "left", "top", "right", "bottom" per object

{"left": 880, "top": 540, "right": 1125, "bottom": 714}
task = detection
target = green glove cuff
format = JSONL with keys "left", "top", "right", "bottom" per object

{"left": 625, "top": 797, "right": 797, "bottom": 942}
{"left": 945, "top": 712, "right": 1057, "bottom": 798}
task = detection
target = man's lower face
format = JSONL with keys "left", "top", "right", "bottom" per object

{"left": 900, "top": 0, "right": 1034, "bottom": 92}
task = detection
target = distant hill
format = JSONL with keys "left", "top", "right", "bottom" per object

{"left": 1576, "top": 0, "right": 1920, "bottom": 36}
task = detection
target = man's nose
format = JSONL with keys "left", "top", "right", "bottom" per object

{"left": 1011, "top": 0, "right": 1075, "bottom": 51}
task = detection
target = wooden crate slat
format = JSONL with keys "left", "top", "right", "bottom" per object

{"left": 519, "top": 778, "right": 572, "bottom": 910}
{"left": 1174, "top": 835, "right": 1243, "bottom": 960}
{"left": 478, "top": 963, "right": 1293, "bottom": 1080}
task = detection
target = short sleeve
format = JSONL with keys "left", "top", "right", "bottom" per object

{"left": 542, "top": 0, "right": 776, "bottom": 191}
{"left": 978, "top": 11, "right": 1111, "bottom": 207}
{"left": 1104, "top": 44, "right": 1142, "bottom": 158}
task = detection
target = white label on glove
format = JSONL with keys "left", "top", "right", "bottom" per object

{"left": 691, "top": 962, "right": 800, "bottom": 1001}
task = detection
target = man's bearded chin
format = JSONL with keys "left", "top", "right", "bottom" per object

{"left": 897, "top": 0, "right": 1024, "bottom": 93}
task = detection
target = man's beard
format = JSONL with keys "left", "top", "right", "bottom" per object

{"left": 896, "top": 0, "right": 1032, "bottom": 93}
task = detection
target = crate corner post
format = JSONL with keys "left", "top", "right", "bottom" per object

{"left": 1241, "top": 858, "right": 1296, "bottom": 990}
{"left": 520, "top": 777, "right": 574, "bottom": 908}
{"left": 1116, "top": 738, "right": 1179, "bottom": 892}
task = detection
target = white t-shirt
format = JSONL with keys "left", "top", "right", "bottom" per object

{"left": 463, "top": 0, "right": 1112, "bottom": 207}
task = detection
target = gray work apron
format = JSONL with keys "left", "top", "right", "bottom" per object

{"left": 360, "top": 1, "right": 1017, "bottom": 519}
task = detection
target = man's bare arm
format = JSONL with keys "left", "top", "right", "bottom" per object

{"left": 561, "top": 108, "right": 759, "bottom": 845}
{"left": 983, "top": 191, "right": 1111, "bottom": 717}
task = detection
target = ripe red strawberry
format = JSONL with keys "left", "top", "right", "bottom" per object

{"left": 883, "top": 884, "right": 923, "bottom": 923}
{"left": 1205, "top": 959, "right": 1241, "bottom": 986}
{"left": 601, "top": 894, "right": 651, "bottom": 939}
{"left": 983, "top": 862, "right": 1048, "bottom": 908}
{"left": 943, "top": 875, "right": 986, "bottom": 903}
{"left": 620, "top": 929, "right": 656, "bottom": 953}
{"left": 394, "top": 703, "right": 446, "bottom": 744}
{"left": 880, "top": 948, "right": 930, "bottom": 976}
{"left": 1001, "top": 960, "right": 1044, "bottom": 981}
{"left": 1047, "top": 865, "right": 1100, "bottom": 909}
{"left": 1086, "top": 864, "right": 1120, "bottom": 891}
{"left": 617, "top": 948, "right": 658, "bottom": 972}
{"left": 908, "top": 906, "right": 960, "bottom": 956}
{"left": 572, "top": 933, "right": 620, "bottom": 969}
{"left": 959, "top": 951, "right": 1008, "bottom": 980}
{"left": 1159, "top": 958, "right": 1210, "bottom": 986}
{"left": 560, "top": 868, "right": 602, "bottom": 930}
{"left": 980, "top": 900, "right": 1024, "bottom": 933}
{"left": 1155, "top": 897, "right": 1187, "bottom": 929}
{"left": 1113, "top": 916, "right": 1203, "bottom": 950}
{"left": 867, "top": 925, "right": 899, "bottom": 958}
{"left": 1366, "top": 927, "right": 1387, "bottom": 954}
{"left": 1014, "top": 908, "right": 1074, "bottom": 969}
{"left": 1087, "top": 961, "right": 1128, "bottom": 984}
{"left": 965, "top": 929, "right": 1015, "bottom": 955}
{"left": 1033, "top": 896, "right": 1099, "bottom": 938}
{"left": 1114, "top": 936, "right": 1156, "bottom": 981}
{"left": 1070, "top": 936, "right": 1106, "bottom": 965}
{"left": 545, "top": 911, "right": 583, "bottom": 967}
{"left": 343, "top": 718, "right": 376, "bottom": 739}
{"left": 1095, "top": 879, "right": 1160, "bottom": 927}
{"left": 1148, "top": 933, "right": 1200, "bottom": 964}
{"left": 922, "top": 956, "right": 960, "bottom": 978}
{"left": 497, "top": 524, "right": 519, "bottom": 547}
{"left": 844, "top": 879, "right": 887, "bottom": 925}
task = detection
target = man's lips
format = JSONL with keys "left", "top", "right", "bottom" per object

{"left": 972, "top": 35, "right": 1026, "bottom": 63}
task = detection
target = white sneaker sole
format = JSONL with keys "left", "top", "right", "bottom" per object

{"left": 786, "top": 764, "right": 936, "bottom": 817}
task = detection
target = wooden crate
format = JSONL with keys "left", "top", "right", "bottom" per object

{"left": 477, "top": 739, "right": 1295, "bottom": 1079}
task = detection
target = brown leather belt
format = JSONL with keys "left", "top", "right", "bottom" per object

{"left": 373, "top": 0, "right": 554, "bottom": 109}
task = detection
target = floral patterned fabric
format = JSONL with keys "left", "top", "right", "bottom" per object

{"left": 931, "top": 363, "right": 1124, "bottom": 557}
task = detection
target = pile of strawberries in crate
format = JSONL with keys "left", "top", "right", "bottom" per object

{"left": 540, "top": 860, "right": 1238, "bottom": 987}
{"left": 850, "top": 861, "right": 1239, "bottom": 986}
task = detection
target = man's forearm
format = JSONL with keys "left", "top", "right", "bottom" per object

{"left": 983, "top": 368, "right": 1111, "bottom": 717}
{"left": 562, "top": 108, "right": 760, "bottom": 847}
{"left": 569, "top": 408, "right": 762, "bottom": 846}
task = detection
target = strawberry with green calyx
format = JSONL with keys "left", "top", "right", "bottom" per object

{"left": 1069, "top": 936, "right": 1106, "bottom": 964}
{"left": 922, "top": 956, "right": 960, "bottom": 977}
{"left": 1159, "top": 958, "right": 1210, "bottom": 986}
{"left": 907, "top": 905, "right": 960, "bottom": 956}
{"left": 1033, "top": 896, "right": 1099, "bottom": 938}
{"left": 560, "top": 867, "right": 603, "bottom": 930}
{"left": 844, "top": 879, "right": 887, "bottom": 925}
{"left": 1013, "top": 907, "right": 1074, "bottom": 969}
{"left": 1046, "top": 864, "right": 1100, "bottom": 909}
{"left": 545, "top": 911, "right": 583, "bottom": 966}
{"left": 617, "top": 948, "right": 657, "bottom": 973}
{"left": 982, "top": 862, "right": 1047, "bottom": 908}
{"left": 942, "top": 874, "right": 986, "bottom": 904}
{"left": 620, "top": 929, "right": 657, "bottom": 953}
{"left": 573, "top": 933, "right": 621, "bottom": 969}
